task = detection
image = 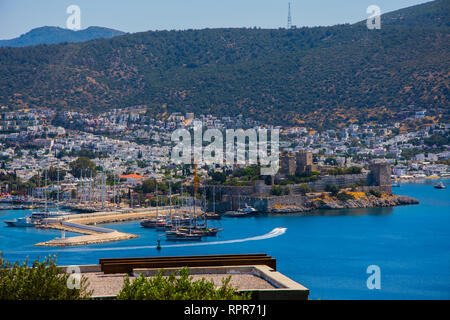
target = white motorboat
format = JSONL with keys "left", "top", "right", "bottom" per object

{"left": 4, "top": 216, "right": 36, "bottom": 227}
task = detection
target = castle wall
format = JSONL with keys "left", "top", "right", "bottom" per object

{"left": 357, "top": 185, "right": 392, "bottom": 194}
{"left": 266, "top": 195, "right": 307, "bottom": 209}
{"left": 217, "top": 194, "right": 307, "bottom": 212}
{"left": 206, "top": 185, "right": 254, "bottom": 196}
{"left": 307, "top": 173, "right": 368, "bottom": 192}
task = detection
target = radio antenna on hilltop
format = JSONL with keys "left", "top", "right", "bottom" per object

{"left": 287, "top": 2, "right": 292, "bottom": 29}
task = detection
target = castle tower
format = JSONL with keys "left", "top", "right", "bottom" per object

{"left": 295, "top": 151, "right": 313, "bottom": 175}
{"left": 296, "top": 151, "right": 312, "bottom": 167}
{"left": 281, "top": 153, "right": 296, "bottom": 175}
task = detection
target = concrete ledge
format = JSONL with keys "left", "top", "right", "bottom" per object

{"left": 248, "top": 265, "right": 309, "bottom": 300}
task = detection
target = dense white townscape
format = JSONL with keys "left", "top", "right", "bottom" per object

{"left": 0, "top": 106, "right": 448, "bottom": 203}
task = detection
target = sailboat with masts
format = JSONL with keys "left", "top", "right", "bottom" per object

{"left": 141, "top": 181, "right": 167, "bottom": 228}
{"left": 166, "top": 185, "right": 222, "bottom": 239}
{"left": 165, "top": 183, "right": 202, "bottom": 241}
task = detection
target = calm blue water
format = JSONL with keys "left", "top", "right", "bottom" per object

{"left": 1, "top": 181, "right": 449, "bottom": 300}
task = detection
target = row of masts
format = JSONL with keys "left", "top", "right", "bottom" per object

{"left": 31, "top": 166, "right": 123, "bottom": 211}
{"left": 142, "top": 184, "right": 221, "bottom": 240}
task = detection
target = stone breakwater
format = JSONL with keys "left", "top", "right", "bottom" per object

{"left": 34, "top": 208, "right": 185, "bottom": 247}
{"left": 35, "top": 230, "right": 137, "bottom": 247}
{"left": 270, "top": 193, "right": 419, "bottom": 214}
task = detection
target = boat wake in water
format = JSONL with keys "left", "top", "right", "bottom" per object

{"left": 9, "top": 227, "right": 287, "bottom": 254}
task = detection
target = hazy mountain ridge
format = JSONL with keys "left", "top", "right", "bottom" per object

{"left": 0, "top": 26, "right": 125, "bottom": 47}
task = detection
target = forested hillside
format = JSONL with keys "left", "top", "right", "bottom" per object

{"left": 0, "top": 0, "right": 448, "bottom": 128}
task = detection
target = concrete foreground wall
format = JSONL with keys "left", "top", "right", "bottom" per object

{"left": 59, "top": 264, "right": 310, "bottom": 300}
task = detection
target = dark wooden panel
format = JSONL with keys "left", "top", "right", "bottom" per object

{"left": 100, "top": 254, "right": 276, "bottom": 274}
{"left": 99, "top": 253, "right": 268, "bottom": 265}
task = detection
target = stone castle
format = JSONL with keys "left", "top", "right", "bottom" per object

{"left": 206, "top": 151, "right": 393, "bottom": 212}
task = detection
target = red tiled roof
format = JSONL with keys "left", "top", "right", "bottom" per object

{"left": 120, "top": 174, "right": 143, "bottom": 179}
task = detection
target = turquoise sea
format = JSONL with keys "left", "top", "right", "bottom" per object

{"left": 1, "top": 181, "right": 449, "bottom": 300}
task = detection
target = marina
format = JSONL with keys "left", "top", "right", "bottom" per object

{"left": 3, "top": 190, "right": 216, "bottom": 246}
{"left": 1, "top": 164, "right": 219, "bottom": 246}
{"left": 33, "top": 207, "right": 205, "bottom": 247}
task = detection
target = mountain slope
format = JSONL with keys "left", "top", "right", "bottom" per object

{"left": 0, "top": 0, "right": 448, "bottom": 128}
{"left": 0, "top": 26, "right": 125, "bottom": 47}
{"left": 369, "top": 0, "right": 449, "bottom": 27}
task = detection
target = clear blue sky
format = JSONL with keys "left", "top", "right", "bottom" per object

{"left": 0, "top": 0, "right": 432, "bottom": 39}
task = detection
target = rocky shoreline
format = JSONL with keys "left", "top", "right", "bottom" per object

{"left": 270, "top": 193, "right": 419, "bottom": 214}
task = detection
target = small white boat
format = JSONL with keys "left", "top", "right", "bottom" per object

{"left": 434, "top": 182, "right": 446, "bottom": 189}
{"left": 223, "top": 204, "right": 258, "bottom": 217}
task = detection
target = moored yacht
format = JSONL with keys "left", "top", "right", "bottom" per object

{"left": 165, "top": 230, "right": 202, "bottom": 241}
{"left": 223, "top": 204, "right": 258, "bottom": 217}
{"left": 140, "top": 218, "right": 166, "bottom": 228}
